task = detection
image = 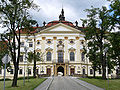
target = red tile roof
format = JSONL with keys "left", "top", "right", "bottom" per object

{"left": 46, "top": 20, "right": 74, "bottom": 27}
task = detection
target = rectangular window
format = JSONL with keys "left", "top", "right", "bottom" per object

{"left": 10, "top": 69, "right": 13, "bottom": 74}
{"left": 21, "top": 42, "right": 24, "bottom": 47}
{"left": 83, "top": 69, "right": 85, "bottom": 74}
{"left": 19, "top": 55, "right": 23, "bottom": 62}
{"left": 90, "top": 69, "right": 93, "bottom": 75}
{"left": 0, "top": 69, "right": 2, "bottom": 74}
{"left": 28, "top": 69, "right": 31, "bottom": 75}
{"left": 58, "top": 52, "right": 63, "bottom": 63}
{"left": 19, "top": 69, "right": 22, "bottom": 75}
{"left": 81, "top": 53, "right": 85, "bottom": 61}
{"left": 29, "top": 42, "right": 33, "bottom": 47}
{"left": 99, "top": 69, "right": 101, "bottom": 74}
{"left": 36, "top": 69, "right": 39, "bottom": 74}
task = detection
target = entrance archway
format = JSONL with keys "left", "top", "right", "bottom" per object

{"left": 57, "top": 66, "right": 64, "bottom": 76}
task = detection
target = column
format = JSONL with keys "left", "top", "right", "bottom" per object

{"left": 64, "top": 37, "right": 68, "bottom": 63}
{"left": 41, "top": 37, "right": 46, "bottom": 61}
{"left": 53, "top": 37, "right": 57, "bottom": 63}
{"left": 76, "top": 37, "right": 80, "bottom": 62}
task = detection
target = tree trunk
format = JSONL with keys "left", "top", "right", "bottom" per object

{"left": 102, "top": 52, "right": 106, "bottom": 79}
{"left": 12, "top": 65, "right": 18, "bottom": 87}
{"left": 33, "top": 59, "right": 36, "bottom": 78}
{"left": 93, "top": 67, "right": 96, "bottom": 78}
{"left": 33, "top": 35, "right": 36, "bottom": 78}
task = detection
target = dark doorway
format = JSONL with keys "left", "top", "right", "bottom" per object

{"left": 57, "top": 66, "right": 64, "bottom": 76}
{"left": 47, "top": 68, "right": 51, "bottom": 76}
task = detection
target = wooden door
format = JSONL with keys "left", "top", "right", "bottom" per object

{"left": 47, "top": 68, "right": 51, "bottom": 76}
{"left": 70, "top": 68, "right": 74, "bottom": 75}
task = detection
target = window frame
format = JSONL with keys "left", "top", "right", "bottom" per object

{"left": 29, "top": 42, "right": 33, "bottom": 47}
{"left": 70, "top": 52, "right": 75, "bottom": 61}
{"left": 21, "top": 42, "right": 24, "bottom": 47}
{"left": 81, "top": 52, "right": 85, "bottom": 61}
{"left": 46, "top": 52, "right": 51, "bottom": 61}
{"left": 19, "top": 69, "right": 23, "bottom": 75}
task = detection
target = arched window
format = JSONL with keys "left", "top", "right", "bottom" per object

{"left": 70, "top": 52, "right": 75, "bottom": 61}
{"left": 47, "top": 52, "right": 51, "bottom": 61}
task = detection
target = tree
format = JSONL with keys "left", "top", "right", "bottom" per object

{"left": 108, "top": 0, "right": 120, "bottom": 29}
{"left": 0, "top": 40, "right": 8, "bottom": 67}
{"left": 0, "top": 0, "right": 38, "bottom": 87}
{"left": 108, "top": 32, "right": 120, "bottom": 76}
{"left": 81, "top": 6, "right": 112, "bottom": 79}
{"left": 84, "top": 41, "right": 100, "bottom": 78}
{"left": 27, "top": 51, "right": 44, "bottom": 77}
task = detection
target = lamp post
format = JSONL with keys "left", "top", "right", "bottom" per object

{"left": 23, "top": 46, "right": 28, "bottom": 86}
{"left": 104, "top": 47, "right": 109, "bottom": 90}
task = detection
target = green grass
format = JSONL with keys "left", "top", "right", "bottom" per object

{"left": 79, "top": 78, "right": 120, "bottom": 90}
{"left": 0, "top": 78, "right": 46, "bottom": 90}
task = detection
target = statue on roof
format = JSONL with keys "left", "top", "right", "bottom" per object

{"left": 59, "top": 8, "right": 65, "bottom": 21}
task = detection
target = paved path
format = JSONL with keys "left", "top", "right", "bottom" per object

{"left": 34, "top": 76, "right": 104, "bottom": 90}
{"left": 34, "top": 77, "right": 53, "bottom": 90}
{"left": 48, "top": 76, "right": 89, "bottom": 90}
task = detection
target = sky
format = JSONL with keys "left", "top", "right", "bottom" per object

{"left": 0, "top": 0, "right": 110, "bottom": 33}
{"left": 30, "top": 0, "right": 110, "bottom": 26}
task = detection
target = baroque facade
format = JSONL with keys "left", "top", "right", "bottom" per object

{"left": 0, "top": 9, "right": 115, "bottom": 79}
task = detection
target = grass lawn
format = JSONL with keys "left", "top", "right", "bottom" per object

{"left": 79, "top": 78, "right": 120, "bottom": 90}
{"left": 0, "top": 78, "right": 46, "bottom": 90}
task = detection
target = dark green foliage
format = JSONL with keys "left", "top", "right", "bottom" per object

{"left": 0, "top": 41, "right": 9, "bottom": 68}
{"left": 81, "top": 6, "right": 112, "bottom": 79}
{"left": 0, "top": 0, "right": 39, "bottom": 87}
{"left": 108, "top": 0, "right": 120, "bottom": 28}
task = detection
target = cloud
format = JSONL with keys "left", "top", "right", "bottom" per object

{"left": 30, "top": 0, "right": 110, "bottom": 26}
{"left": 0, "top": 0, "right": 110, "bottom": 33}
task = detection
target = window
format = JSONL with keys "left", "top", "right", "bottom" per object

{"left": 0, "top": 69, "right": 2, "bottom": 74}
{"left": 28, "top": 69, "right": 31, "bottom": 75}
{"left": 29, "top": 42, "right": 33, "bottom": 47}
{"left": 90, "top": 69, "right": 93, "bottom": 74}
{"left": 58, "top": 51, "right": 63, "bottom": 63}
{"left": 19, "top": 55, "right": 23, "bottom": 62}
{"left": 59, "top": 41, "right": 62, "bottom": 44}
{"left": 81, "top": 41, "right": 84, "bottom": 44}
{"left": 70, "top": 40, "right": 74, "bottom": 44}
{"left": 37, "top": 41, "right": 40, "bottom": 45}
{"left": 99, "top": 69, "right": 101, "bottom": 74}
{"left": 77, "top": 71, "right": 80, "bottom": 73}
{"left": 10, "top": 69, "right": 13, "bottom": 74}
{"left": 47, "top": 41, "right": 51, "bottom": 44}
{"left": 47, "top": 52, "right": 51, "bottom": 61}
{"left": 81, "top": 52, "right": 85, "bottom": 61}
{"left": 116, "top": 69, "right": 118, "bottom": 74}
{"left": 83, "top": 69, "right": 85, "bottom": 74}
{"left": 21, "top": 42, "right": 24, "bottom": 47}
{"left": 36, "top": 69, "right": 39, "bottom": 74}
{"left": 70, "top": 52, "right": 75, "bottom": 61}
{"left": 19, "top": 69, "right": 22, "bottom": 75}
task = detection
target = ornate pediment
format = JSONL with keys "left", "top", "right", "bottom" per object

{"left": 40, "top": 23, "right": 82, "bottom": 33}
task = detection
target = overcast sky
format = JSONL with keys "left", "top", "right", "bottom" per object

{"left": 30, "top": 0, "right": 110, "bottom": 26}
{"left": 0, "top": 0, "right": 110, "bottom": 33}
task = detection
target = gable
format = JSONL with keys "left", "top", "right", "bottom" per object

{"left": 49, "top": 26, "right": 73, "bottom": 32}
{"left": 40, "top": 23, "right": 82, "bottom": 33}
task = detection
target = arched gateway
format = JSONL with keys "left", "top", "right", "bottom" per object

{"left": 57, "top": 66, "right": 64, "bottom": 76}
